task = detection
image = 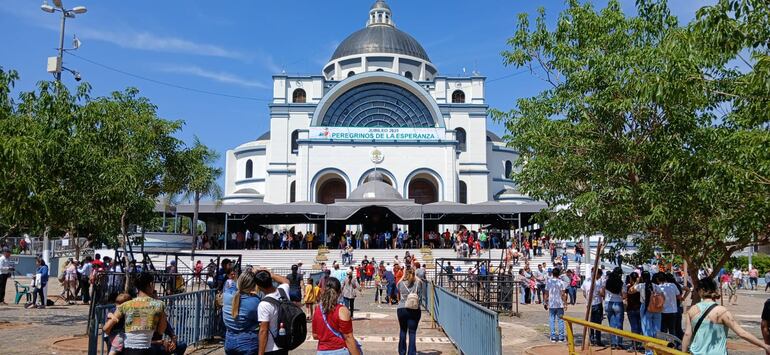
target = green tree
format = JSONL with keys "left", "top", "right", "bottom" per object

{"left": 180, "top": 137, "right": 222, "bottom": 253}
{"left": 492, "top": 0, "right": 770, "bottom": 293}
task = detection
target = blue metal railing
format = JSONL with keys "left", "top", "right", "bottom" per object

{"left": 89, "top": 289, "right": 222, "bottom": 355}
{"left": 423, "top": 282, "right": 503, "bottom": 355}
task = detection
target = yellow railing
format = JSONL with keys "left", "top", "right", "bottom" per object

{"left": 562, "top": 316, "right": 688, "bottom": 355}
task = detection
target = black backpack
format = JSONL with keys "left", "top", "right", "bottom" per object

{"left": 263, "top": 288, "right": 307, "bottom": 350}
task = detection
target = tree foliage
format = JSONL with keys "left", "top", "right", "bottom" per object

{"left": 0, "top": 68, "right": 219, "bottom": 251}
{"left": 492, "top": 0, "right": 770, "bottom": 282}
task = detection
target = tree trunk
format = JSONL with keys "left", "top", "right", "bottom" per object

{"left": 192, "top": 192, "right": 200, "bottom": 252}
{"left": 121, "top": 210, "right": 131, "bottom": 293}
{"left": 70, "top": 223, "right": 80, "bottom": 262}
{"left": 687, "top": 266, "right": 702, "bottom": 304}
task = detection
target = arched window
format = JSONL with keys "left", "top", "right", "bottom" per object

{"left": 451, "top": 90, "right": 465, "bottom": 103}
{"left": 245, "top": 159, "right": 253, "bottom": 179}
{"left": 291, "top": 130, "right": 299, "bottom": 154}
{"left": 289, "top": 181, "right": 296, "bottom": 203}
{"left": 504, "top": 160, "right": 513, "bottom": 179}
{"left": 376, "top": 68, "right": 384, "bottom": 72}
{"left": 459, "top": 181, "right": 468, "bottom": 204}
{"left": 404, "top": 71, "right": 413, "bottom": 79}
{"left": 292, "top": 89, "right": 306, "bottom": 103}
{"left": 347, "top": 71, "right": 355, "bottom": 78}
{"left": 456, "top": 127, "right": 467, "bottom": 152}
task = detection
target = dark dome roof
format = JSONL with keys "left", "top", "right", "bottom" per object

{"left": 348, "top": 181, "right": 404, "bottom": 200}
{"left": 330, "top": 26, "right": 430, "bottom": 61}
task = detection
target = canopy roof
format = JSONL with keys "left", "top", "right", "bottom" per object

{"left": 175, "top": 199, "right": 546, "bottom": 227}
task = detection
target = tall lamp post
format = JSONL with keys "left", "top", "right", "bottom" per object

{"left": 41, "top": 0, "right": 86, "bottom": 82}
{"left": 39, "top": 0, "right": 86, "bottom": 270}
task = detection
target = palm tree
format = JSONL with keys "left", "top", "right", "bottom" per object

{"left": 182, "top": 137, "right": 223, "bottom": 253}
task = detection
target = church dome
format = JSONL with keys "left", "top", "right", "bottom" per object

{"left": 330, "top": 0, "right": 430, "bottom": 62}
{"left": 331, "top": 26, "right": 430, "bottom": 62}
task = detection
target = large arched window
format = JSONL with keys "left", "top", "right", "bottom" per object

{"left": 292, "top": 89, "right": 306, "bottom": 103}
{"left": 456, "top": 127, "right": 467, "bottom": 152}
{"left": 459, "top": 181, "right": 468, "bottom": 204}
{"left": 289, "top": 181, "right": 296, "bottom": 203}
{"left": 504, "top": 160, "right": 513, "bottom": 179}
{"left": 290, "top": 130, "right": 299, "bottom": 154}
{"left": 451, "top": 90, "right": 465, "bottom": 103}
{"left": 245, "top": 159, "right": 253, "bottom": 179}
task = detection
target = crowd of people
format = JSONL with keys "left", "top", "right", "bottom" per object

{"left": 215, "top": 250, "right": 428, "bottom": 355}
{"left": 187, "top": 226, "right": 553, "bottom": 252}
{"left": 541, "top": 261, "right": 770, "bottom": 354}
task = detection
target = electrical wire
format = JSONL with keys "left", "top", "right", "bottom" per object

{"left": 68, "top": 52, "right": 273, "bottom": 102}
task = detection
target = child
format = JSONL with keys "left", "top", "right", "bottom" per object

{"left": 107, "top": 293, "right": 132, "bottom": 355}
{"left": 224, "top": 269, "right": 238, "bottom": 291}
{"left": 303, "top": 278, "right": 321, "bottom": 320}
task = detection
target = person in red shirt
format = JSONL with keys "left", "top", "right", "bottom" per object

{"left": 312, "top": 277, "right": 361, "bottom": 355}
{"left": 365, "top": 263, "right": 375, "bottom": 289}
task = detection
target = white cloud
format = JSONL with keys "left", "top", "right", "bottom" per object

{"left": 159, "top": 65, "right": 267, "bottom": 88}
{"left": 0, "top": 3, "right": 248, "bottom": 60}
{"left": 76, "top": 28, "right": 248, "bottom": 60}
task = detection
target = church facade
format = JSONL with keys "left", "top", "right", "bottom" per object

{"left": 222, "top": 0, "right": 528, "bottom": 208}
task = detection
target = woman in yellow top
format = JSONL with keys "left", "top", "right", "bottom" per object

{"left": 303, "top": 278, "right": 321, "bottom": 320}
{"left": 306, "top": 232, "right": 314, "bottom": 249}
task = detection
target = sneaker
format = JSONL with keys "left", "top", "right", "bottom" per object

{"left": 551, "top": 339, "right": 557, "bottom": 343}
{"left": 559, "top": 339, "right": 565, "bottom": 343}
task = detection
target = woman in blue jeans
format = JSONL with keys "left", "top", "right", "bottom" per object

{"left": 628, "top": 271, "right": 664, "bottom": 355}
{"left": 222, "top": 270, "right": 261, "bottom": 355}
{"left": 604, "top": 267, "right": 625, "bottom": 350}
{"left": 397, "top": 268, "right": 422, "bottom": 355}
{"left": 624, "top": 272, "right": 643, "bottom": 349}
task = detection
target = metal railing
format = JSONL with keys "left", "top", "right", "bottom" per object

{"left": 423, "top": 282, "right": 503, "bottom": 355}
{"left": 434, "top": 270, "right": 520, "bottom": 315}
{"left": 562, "top": 316, "right": 688, "bottom": 355}
{"left": 89, "top": 289, "right": 222, "bottom": 355}
{"left": 90, "top": 271, "right": 212, "bottom": 306}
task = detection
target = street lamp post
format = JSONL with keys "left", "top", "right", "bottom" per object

{"left": 41, "top": 0, "right": 87, "bottom": 82}
{"left": 39, "top": 0, "right": 86, "bottom": 270}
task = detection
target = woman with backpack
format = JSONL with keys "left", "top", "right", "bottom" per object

{"left": 604, "top": 267, "right": 626, "bottom": 349}
{"left": 682, "top": 277, "right": 770, "bottom": 355}
{"left": 312, "top": 277, "right": 362, "bottom": 355}
{"left": 397, "top": 268, "right": 422, "bottom": 355}
{"left": 628, "top": 271, "right": 665, "bottom": 355}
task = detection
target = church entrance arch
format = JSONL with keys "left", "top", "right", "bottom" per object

{"left": 407, "top": 172, "right": 439, "bottom": 204}
{"left": 315, "top": 173, "right": 348, "bottom": 204}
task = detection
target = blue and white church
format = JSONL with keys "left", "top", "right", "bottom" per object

{"left": 223, "top": 0, "right": 528, "bottom": 211}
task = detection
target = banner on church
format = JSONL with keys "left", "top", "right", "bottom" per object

{"left": 309, "top": 127, "right": 443, "bottom": 141}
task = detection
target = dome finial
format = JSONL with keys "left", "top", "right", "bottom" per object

{"left": 368, "top": 0, "right": 393, "bottom": 27}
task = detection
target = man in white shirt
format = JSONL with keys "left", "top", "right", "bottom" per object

{"left": 544, "top": 267, "right": 568, "bottom": 342}
{"left": 256, "top": 270, "right": 291, "bottom": 355}
{"left": 0, "top": 247, "right": 15, "bottom": 304}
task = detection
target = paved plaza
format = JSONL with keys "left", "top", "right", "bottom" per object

{"left": 2, "top": 275, "right": 770, "bottom": 354}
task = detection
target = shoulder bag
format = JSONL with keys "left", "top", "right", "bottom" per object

{"left": 320, "top": 305, "right": 364, "bottom": 354}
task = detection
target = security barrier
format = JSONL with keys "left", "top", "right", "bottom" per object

{"left": 88, "top": 289, "right": 222, "bottom": 355}
{"left": 423, "top": 281, "right": 503, "bottom": 355}
{"left": 562, "top": 315, "right": 688, "bottom": 355}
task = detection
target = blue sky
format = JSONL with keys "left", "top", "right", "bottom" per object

{"left": 0, "top": 0, "right": 712, "bottom": 189}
